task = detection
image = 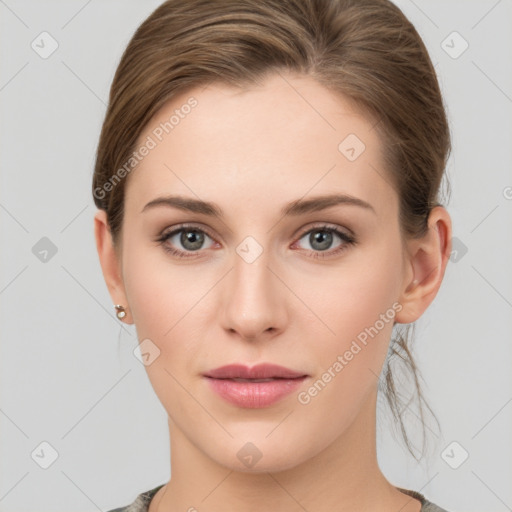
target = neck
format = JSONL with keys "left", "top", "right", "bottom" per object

{"left": 150, "top": 389, "right": 421, "bottom": 512}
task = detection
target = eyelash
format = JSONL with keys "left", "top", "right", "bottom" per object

{"left": 155, "top": 223, "right": 356, "bottom": 260}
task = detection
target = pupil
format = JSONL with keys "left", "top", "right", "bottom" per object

{"left": 311, "top": 230, "right": 332, "bottom": 251}
{"left": 182, "top": 230, "right": 204, "bottom": 250}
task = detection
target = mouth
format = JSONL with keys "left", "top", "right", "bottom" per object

{"left": 203, "top": 363, "right": 309, "bottom": 408}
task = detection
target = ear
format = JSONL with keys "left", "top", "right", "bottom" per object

{"left": 394, "top": 206, "right": 452, "bottom": 324}
{"left": 94, "top": 209, "right": 133, "bottom": 324}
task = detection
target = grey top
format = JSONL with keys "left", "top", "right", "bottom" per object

{"left": 107, "top": 484, "right": 450, "bottom": 512}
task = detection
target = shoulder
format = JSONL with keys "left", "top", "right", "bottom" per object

{"left": 398, "top": 487, "right": 451, "bottom": 512}
{"left": 421, "top": 500, "right": 451, "bottom": 512}
{"left": 422, "top": 500, "right": 452, "bottom": 512}
{"left": 105, "top": 484, "right": 165, "bottom": 512}
{"left": 108, "top": 484, "right": 453, "bottom": 512}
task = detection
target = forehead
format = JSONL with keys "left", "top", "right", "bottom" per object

{"left": 125, "top": 73, "right": 397, "bottom": 219}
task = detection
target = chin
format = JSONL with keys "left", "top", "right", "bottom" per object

{"left": 207, "top": 435, "right": 314, "bottom": 474}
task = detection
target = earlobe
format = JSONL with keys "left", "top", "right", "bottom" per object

{"left": 94, "top": 210, "right": 132, "bottom": 324}
{"left": 394, "top": 206, "right": 452, "bottom": 324}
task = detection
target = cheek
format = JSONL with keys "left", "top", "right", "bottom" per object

{"left": 121, "top": 236, "right": 217, "bottom": 379}
{"left": 295, "top": 255, "right": 401, "bottom": 427}
{"left": 121, "top": 241, "right": 205, "bottom": 406}
{"left": 301, "top": 242, "right": 401, "bottom": 344}
{"left": 299, "top": 239, "right": 402, "bottom": 397}
{"left": 122, "top": 233, "right": 195, "bottom": 336}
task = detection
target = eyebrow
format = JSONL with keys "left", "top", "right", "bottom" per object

{"left": 141, "top": 193, "right": 376, "bottom": 217}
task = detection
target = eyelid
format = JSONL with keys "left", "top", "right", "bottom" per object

{"left": 159, "top": 222, "right": 219, "bottom": 242}
{"left": 295, "top": 222, "right": 353, "bottom": 240}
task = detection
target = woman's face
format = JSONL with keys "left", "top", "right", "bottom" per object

{"left": 111, "top": 73, "right": 416, "bottom": 471}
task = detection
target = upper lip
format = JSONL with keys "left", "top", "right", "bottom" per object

{"left": 204, "top": 363, "right": 307, "bottom": 379}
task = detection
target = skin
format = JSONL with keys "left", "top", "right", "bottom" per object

{"left": 95, "top": 73, "right": 451, "bottom": 512}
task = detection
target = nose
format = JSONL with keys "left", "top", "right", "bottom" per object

{"left": 220, "top": 247, "right": 287, "bottom": 342}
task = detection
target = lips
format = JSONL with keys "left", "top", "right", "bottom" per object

{"left": 203, "top": 363, "right": 307, "bottom": 380}
{"left": 203, "top": 363, "right": 309, "bottom": 408}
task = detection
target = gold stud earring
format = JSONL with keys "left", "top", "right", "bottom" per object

{"left": 114, "top": 305, "right": 126, "bottom": 320}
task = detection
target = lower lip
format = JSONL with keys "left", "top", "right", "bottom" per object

{"left": 204, "top": 376, "right": 308, "bottom": 408}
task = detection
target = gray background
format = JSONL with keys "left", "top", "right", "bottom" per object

{"left": 1, "top": 1, "right": 511, "bottom": 511}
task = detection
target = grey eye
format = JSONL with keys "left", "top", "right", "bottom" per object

{"left": 166, "top": 229, "right": 214, "bottom": 252}
{"left": 298, "top": 229, "right": 342, "bottom": 252}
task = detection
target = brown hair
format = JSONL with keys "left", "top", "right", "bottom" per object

{"left": 92, "top": 0, "right": 451, "bottom": 459}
